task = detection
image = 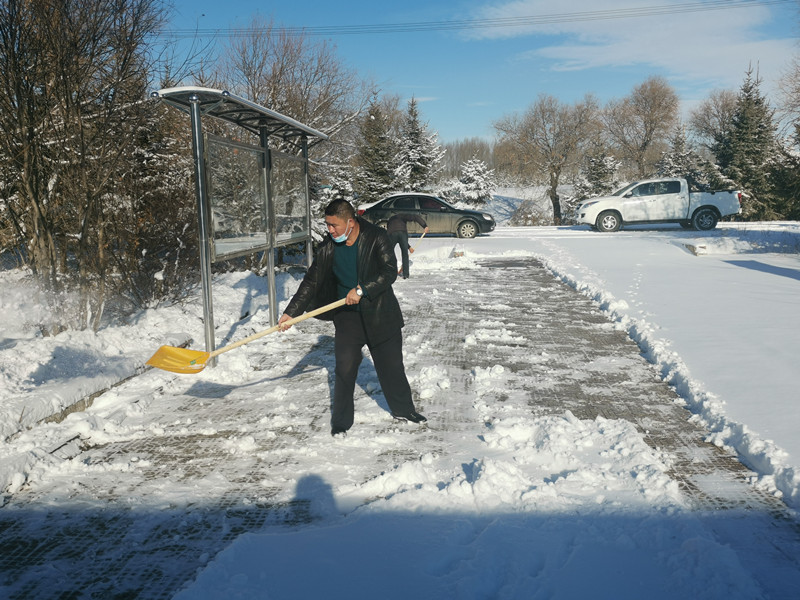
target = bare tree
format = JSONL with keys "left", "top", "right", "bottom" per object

{"left": 494, "top": 94, "right": 599, "bottom": 224}
{"left": 0, "top": 0, "right": 169, "bottom": 331}
{"left": 777, "top": 53, "right": 800, "bottom": 132}
{"left": 689, "top": 88, "right": 738, "bottom": 154}
{"left": 603, "top": 76, "right": 679, "bottom": 178}
{"left": 441, "top": 138, "right": 494, "bottom": 180}
{"left": 773, "top": 54, "right": 800, "bottom": 218}
{"left": 219, "top": 16, "right": 370, "bottom": 145}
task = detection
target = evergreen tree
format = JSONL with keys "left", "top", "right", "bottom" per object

{"left": 572, "top": 141, "right": 622, "bottom": 201}
{"left": 395, "top": 97, "right": 445, "bottom": 191}
{"left": 438, "top": 157, "right": 496, "bottom": 206}
{"left": 353, "top": 100, "right": 398, "bottom": 201}
{"left": 656, "top": 124, "right": 730, "bottom": 191}
{"left": 458, "top": 157, "right": 496, "bottom": 205}
{"left": 770, "top": 126, "right": 800, "bottom": 220}
{"left": 714, "top": 67, "right": 780, "bottom": 219}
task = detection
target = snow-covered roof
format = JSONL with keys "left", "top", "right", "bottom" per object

{"left": 151, "top": 86, "right": 328, "bottom": 144}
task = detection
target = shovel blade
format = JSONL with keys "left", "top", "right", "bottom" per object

{"left": 146, "top": 345, "right": 211, "bottom": 374}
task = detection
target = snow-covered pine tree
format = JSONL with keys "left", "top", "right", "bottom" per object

{"left": 353, "top": 101, "right": 398, "bottom": 202}
{"left": 656, "top": 124, "right": 730, "bottom": 192}
{"left": 770, "top": 122, "right": 800, "bottom": 220}
{"left": 572, "top": 141, "right": 622, "bottom": 201}
{"left": 395, "top": 97, "right": 445, "bottom": 192}
{"left": 713, "top": 66, "right": 780, "bottom": 219}
{"left": 458, "top": 157, "right": 496, "bottom": 206}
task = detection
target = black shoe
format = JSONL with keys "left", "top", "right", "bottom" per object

{"left": 391, "top": 411, "right": 427, "bottom": 424}
{"left": 331, "top": 426, "right": 349, "bottom": 437}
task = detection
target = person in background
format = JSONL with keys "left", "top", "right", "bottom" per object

{"left": 278, "top": 199, "right": 427, "bottom": 436}
{"left": 386, "top": 213, "right": 428, "bottom": 279}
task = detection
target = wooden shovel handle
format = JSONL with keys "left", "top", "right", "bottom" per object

{"left": 410, "top": 230, "right": 427, "bottom": 251}
{"left": 209, "top": 297, "right": 347, "bottom": 358}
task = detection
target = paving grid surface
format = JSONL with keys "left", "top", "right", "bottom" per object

{"left": 1, "top": 256, "right": 799, "bottom": 598}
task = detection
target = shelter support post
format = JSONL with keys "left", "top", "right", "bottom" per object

{"left": 262, "top": 127, "right": 278, "bottom": 327}
{"left": 302, "top": 137, "right": 313, "bottom": 268}
{"left": 190, "top": 94, "right": 217, "bottom": 367}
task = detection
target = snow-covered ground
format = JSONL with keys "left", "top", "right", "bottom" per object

{"left": 1, "top": 217, "right": 799, "bottom": 598}
{"left": 488, "top": 222, "right": 800, "bottom": 506}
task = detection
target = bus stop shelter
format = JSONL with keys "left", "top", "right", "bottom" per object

{"left": 151, "top": 87, "right": 328, "bottom": 366}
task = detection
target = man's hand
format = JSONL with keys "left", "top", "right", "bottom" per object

{"left": 345, "top": 287, "right": 363, "bottom": 305}
{"left": 278, "top": 313, "right": 293, "bottom": 331}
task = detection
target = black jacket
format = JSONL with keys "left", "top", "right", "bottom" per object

{"left": 283, "top": 218, "right": 404, "bottom": 345}
{"left": 386, "top": 213, "right": 427, "bottom": 234}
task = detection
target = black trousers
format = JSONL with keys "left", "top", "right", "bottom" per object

{"left": 332, "top": 310, "right": 415, "bottom": 431}
{"left": 388, "top": 230, "right": 410, "bottom": 278}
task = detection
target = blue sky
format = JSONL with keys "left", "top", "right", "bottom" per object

{"left": 164, "top": 0, "right": 800, "bottom": 143}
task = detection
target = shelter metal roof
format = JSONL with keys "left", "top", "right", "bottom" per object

{"left": 151, "top": 86, "right": 328, "bottom": 145}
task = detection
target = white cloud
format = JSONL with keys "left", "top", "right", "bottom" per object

{"left": 466, "top": 0, "right": 780, "bottom": 40}
{"left": 469, "top": 0, "right": 796, "bottom": 97}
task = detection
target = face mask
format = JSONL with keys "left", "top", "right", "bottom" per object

{"left": 331, "top": 219, "right": 353, "bottom": 243}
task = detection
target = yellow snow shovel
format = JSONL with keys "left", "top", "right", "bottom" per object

{"left": 146, "top": 297, "right": 347, "bottom": 374}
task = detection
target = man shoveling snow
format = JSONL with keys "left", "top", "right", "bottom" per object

{"left": 279, "top": 199, "right": 427, "bottom": 436}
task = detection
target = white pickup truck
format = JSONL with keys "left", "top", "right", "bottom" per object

{"left": 574, "top": 178, "right": 742, "bottom": 232}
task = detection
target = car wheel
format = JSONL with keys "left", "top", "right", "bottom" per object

{"left": 457, "top": 220, "right": 478, "bottom": 239}
{"left": 692, "top": 208, "right": 718, "bottom": 231}
{"left": 596, "top": 211, "right": 621, "bottom": 232}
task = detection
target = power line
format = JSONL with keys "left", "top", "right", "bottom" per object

{"left": 157, "top": 0, "right": 795, "bottom": 40}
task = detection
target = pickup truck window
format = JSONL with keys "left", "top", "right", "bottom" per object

{"left": 630, "top": 180, "right": 681, "bottom": 196}
{"left": 612, "top": 182, "right": 637, "bottom": 196}
{"left": 659, "top": 180, "right": 681, "bottom": 194}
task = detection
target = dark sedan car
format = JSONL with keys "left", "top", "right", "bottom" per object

{"left": 356, "top": 193, "right": 495, "bottom": 239}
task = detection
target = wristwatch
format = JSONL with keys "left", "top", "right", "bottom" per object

{"left": 356, "top": 287, "right": 363, "bottom": 297}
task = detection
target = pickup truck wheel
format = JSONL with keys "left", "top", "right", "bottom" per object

{"left": 457, "top": 220, "right": 478, "bottom": 239}
{"left": 692, "top": 208, "right": 718, "bottom": 231}
{"left": 596, "top": 211, "right": 621, "bottom": 232}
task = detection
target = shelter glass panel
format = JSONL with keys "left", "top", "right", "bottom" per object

{"left": 271, "top": 150, "right": 309, "bottom": 245}
{"left": 206, "top": 135, "right": 268, "bottom": 260}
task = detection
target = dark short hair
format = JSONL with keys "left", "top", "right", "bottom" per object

{"left": 324, "top": 198, "right": 355, "bottom": 220}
